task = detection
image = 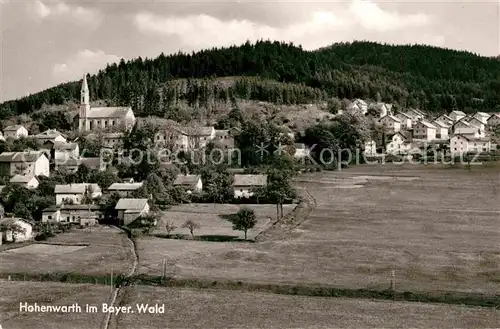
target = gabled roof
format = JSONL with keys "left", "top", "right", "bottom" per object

{"left": 54, "top": 183, "right": 101, "bottom": 194}
{"left": 406, "top": 108, "right": 425, "bottom": 116}
{"left": 10, "top": 175, "right": 37, "bottom": 184}
{"left": 379, "top": 115, "right": 401, "bottom": 123}
{"left": 35, "top": 129, "right": 65, "bottom": 138}
{"left": 108, "top": 182, "right": 143, "bottom": 191}
{"left": 453, "top": 120, "right": 470, "bottom": 128}
{"left": 233, "top": 174, "right": 267, "bottom": 187}
{"left": 454, "top": 127, "right": 479, "bottom": 135}
{"left": 173, "top": 174, "right": 201, "bottom": 186}
{"left": 87, "top": 107, "right": 132, "bottom": 119}
{"left": 450, "top": 110, "right": 466, "bottom": 116}
{"left": 431, "top": 120, "right": 450, "bottom": 128}
{"left": 474, "top": 112, "right": 490, "bottom": 117}
{"left": 183, "top": 126, "right": 214, "bottom": 136}
{"left": 42, "top": 204, "right": 101, "bottom": 212}
{"left": 0, "top": 217, "right": 34, "bottom": 226}
{"left": 487, "top": 113, "right": 500, "bottom": 120}
{"left": 452, "top": 134, "right": 490, "bottom": 142}
{"left": 115, "top": 198, "right": 148, "bottom": 210}
{"left": 437, "top": 114, "right": 453, "bottom": 121}
{"left": 395, "top": 112, "right": 412, "bottom": 119}
{"left": 3, "top": 125, "right": 25, "bottom": 131}
{"left": 0, "top": 151, "right": 46, "bottom": 163}
{"left": 54, "top": 141, "right": 78, "bottom": 151}
{"left": 215, "top": 129, "right": 230, "bottom": 137}
{"left": 294, "top": 143, "right": 306, "bottom": 149}
{"left": 387, "top": 132, "right": 411, "bottom": 142}
{"left": 417, "top": 120, "right": 436, "bottom": 129}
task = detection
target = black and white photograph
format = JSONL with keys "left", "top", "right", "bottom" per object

{"left": 0, "top": 0, "right": 499, "bottom": 328}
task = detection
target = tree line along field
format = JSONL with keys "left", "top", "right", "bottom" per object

{"left": 0, "top": 226, "right": 133, "bottom": 277}
{"left": 0, "top": 281, "right": 111, "bottom": 329}
{"left": 135, "top": 164, "right": 500, "bottom": 294}
{"left": 112, "top": 285, "right": 500, "bottom": 329}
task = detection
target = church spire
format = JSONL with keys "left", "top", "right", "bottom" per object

{"left": 81, "top": 73, "right": 89, "bottom": 105}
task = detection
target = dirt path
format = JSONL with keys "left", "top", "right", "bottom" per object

{"left": 102, "top": 229, "right": 139, "bottom": 329}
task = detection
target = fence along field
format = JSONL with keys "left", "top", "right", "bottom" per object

{"left": 135, "top": 165, "right": 500, "bottom": 294}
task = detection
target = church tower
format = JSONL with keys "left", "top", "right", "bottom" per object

{"left": 79, "top": 74, "right": 90, "bottom": 131}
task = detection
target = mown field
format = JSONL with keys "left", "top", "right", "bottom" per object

{"left": 136, "top": 164, "right": 500, "bottom": 293}
{"left": 0, "top": 281, "right": 111, "bottom": 329}
{"left": 155, "top": 203, "right": 295, "bottom": 240}
{"left": 113, "top": 285, "right": 500, "bottom": 329}
{"left": 0, "top": 226, "right": 132, "bottom": 277}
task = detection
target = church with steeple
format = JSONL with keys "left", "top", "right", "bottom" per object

{"left": 78, "top": 74, "right": 136, "bottom": 132}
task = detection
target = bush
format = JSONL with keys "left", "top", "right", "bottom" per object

{"left": 35, "top": 233, "right": 48, "bottom": 241}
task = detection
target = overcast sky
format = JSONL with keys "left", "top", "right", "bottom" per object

{"left": 0, "top": 0, "right": 499, "bottom": 102}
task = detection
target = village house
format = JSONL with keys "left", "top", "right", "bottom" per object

{"left": 42, "top": 204, "right": 103, "bottom": 225}
{"left": 473, "top": 112, "right": 491, "bottom": 125}
{"left": 33, "top": 129, "right": 67, "bottom": 144}
{"left": 404, "top": 108, "right": 425, "bottom": 122}
{"left": 78, "top": 74, "right": 136, "bottom": 132}
{"left": 467, "top": 117, "right": 486, "bottom": 133}
{"left": 348, "top": 99, "right": 368, "bottom": 115}
{"left": 155, "top": 127, "right": 189, "bottom": 150}
{"left": 435, "top": 114, "right": 454, "bottom": 126}
{"left": 379, "top": 115, "right": 401, "bottom": 132}
{"left": 385, "top": 133, "right": 411, "bottom": 155}
{"left": 431, "top": 120, "right": 450, "bottom": 139}
{"left": 452, "top": 119, "right": 471, "bottom": 133}
{"left": 173, "top": 174, "right": 203, "bottom": 194}
{"left": 180, "top": 126, "right": 216, "bottom": 149}
{"left": 0, "top": 217, "right": 34, "bottom": 243}
{"left": 102, "top": 133, "right": 125, "bottom": 149}
{"left": 233, "top": 174, "right": 267, "bottom": 198}
{"left": 107, "top": 182, "right": 144, "bottom": 197}
{"left": 278, "top": 125, "right": 295, "bottom": 141}
{"left": 294, "top": 143, "right": 309, "bottom": 158}
{"left": 3, "top": 125, "right": 28, "bottom": 140}
{"left": 487, "top": 114, "right": 500, "bottom": 127}
{"left": 369, "top": 102, "right": 393, "bottom": 118}
{"left": 450, "top": 135, "right": 491, "bottom": 154}
{"left": 363, "top": 140, "right": 377, "bottom": 155}
{"left": 115, "top": 198, "right": 150, "bottom": 226}
{"left": 0, "top": 151, "right": 50, "bottom": 177}
{"left": 413, "top": 121, "right": 437, "bottom": 140}
{"left": 53, "top": 142, "right": 80, "bottom": 160}
{"left": 214, "top": 129, "right": 235, "bottom": 149}
{"left": 54, "top": 183, "right": 102, "bottom": 205}
{"left": 54, "top": 157, "right": 106, "bottom": 172}
{"left": 448, "top": 110, "right": 466, "bottom": 122}
{"left": 0, "top": 131, "right": 5, "bottom": 142}
{"left": 453, "top": 127, "right": 481, "bottom": 139}
{"left": 9, "top": 175, "right": 39, "bottom": 189}
{"left": 395, "top": 112, "right": 412, "bottom": 129}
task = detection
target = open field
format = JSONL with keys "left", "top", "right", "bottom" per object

{"left": 155, "top": 203, "right": 295, "bottom": 240}
{"left": 137, "top": 164, "right": 500, "bottom": 293}
{"left": 0, "top": 281, "right": 110, "bottom": 329}
{"left": 0, "top": 226, "right": 133, "bottom": 276}
{"left": 113, "top": 285, "right": 500, "bottom": 329}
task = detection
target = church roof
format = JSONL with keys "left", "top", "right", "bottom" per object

{"left": 87, "top": 107, "right": 132, "bottom": 119}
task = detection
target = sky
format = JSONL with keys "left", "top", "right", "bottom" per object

{"left": 0, "top": 0, "right": 499, "bottom": 102}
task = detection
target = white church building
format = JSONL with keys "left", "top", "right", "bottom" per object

{"left": 78, "top": 74, "right": 136, "bottom": 132}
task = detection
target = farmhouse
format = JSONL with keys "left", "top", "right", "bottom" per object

{"left": 42, "top": 204, "right": 103, "bottom": 224}
{"left": 184, "top": 126, "right": 216, "bottom": 149}
{"left": 214, "top": 129, "right": 235, "bottom": 149}
{"left": 363, "top": 140, "right": 377, "bottom": 155}
{"left": 450, "top": 135, "right": 491, "bottom": 154}
{"left": 54, "top": 183, "right": 102, "bottom": 205}
{"left": 9, "top": 175, "right": 39, "bottom": 189}
{"left": 449, "top": 110, "right": 466, "bottom": 122}
{"left": 368, "top": 102, "right": 391, "bottom": 117}
{"left": 487, "top": 114, "right": 500, "bottom": 127}
{"left": 349, "top": 99, "right": 368, "bottom": 114}
{"left": 53, "top": 142, "right": 79, "bottom": 160}
{"left": 435, "top": 114, "right": 454, "bottom": 126}
{"left": 0, "top": 217, "right": 33, "bottom": 243}
{"left": 33, "top": 129, "right": 67, "bottom": 144}
{"left": 102, "top": 133, "right": 125, "bottom": 149}
{"left": 466, "top": 117, "right": 485, "bottom": 132}
{"left": 107, "top": 182, "right": 144, "bottom": 197}
{"left": 115, "top": 198, "right": 150, "bottom": 226}
{"left": 404, "top": 108, "right": 425, "bottom": 121}
{"left": 413, "top": 121, "right": 437, "bottom": 140}
{"left": 395, "top": 112, "right": 412, "bottom": 129}
{"left": 0, "top": 151, "right": 50, "bottom": 177}
{"left": 473, "top": 112, "right": 491, "bottom": 124}
{"left": 173, "top": 174, "right": 203, "bottom": 194}
{"left": 385, "top": 133, "right": 411, "bottom": 155}
{"left": 3, "top": 125, "right": 28, "bottom": 139}
{"left": 233, "top": 174, "right": 267, "bottom": 198}
{"left": 431, "top": 120, "right": 450, "bottom": 139}
{"left": 379, "top": 115, "right": 401, "bottom": 132}
{"left": 453, "top": 127, "right": 481, "bottom": 139}
{"left": 78, "top": 74, "right": 136, "bottom": 132}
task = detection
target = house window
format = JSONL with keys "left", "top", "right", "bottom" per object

{"left": 48, "top": 216, "right": 52, "bottom": 220}
{"left": 67, "top": 216, "right": 70, "bottom": 220}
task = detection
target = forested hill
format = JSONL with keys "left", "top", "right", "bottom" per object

{"left": 1, "top": 40, "right": 500, "bottom": 119}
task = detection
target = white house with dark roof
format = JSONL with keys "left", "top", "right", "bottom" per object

{"left": 435, "top": 114, "right": 454, "bottom": 126}
{"left": 9, "top": 175, "right": 39, "bottom": 189}
{"left": 173, "top": 174, "right": 202, "bottom": 194}
{"left": 54, "top": 183, "right": 102, "bottom": 205}
{"left": 349, "top": 99, "right": 368, "bottom": 115}
{"left": 42, "top": 204, "right": 103, "bottom": 224}
{"left": 115, "top": 198, "right": 150, "bottom": 226}
{"left": 404, "top": 108, "right": 425, "bottom": 122}
{"left": 34, "top": 129, "right": 66, "bottom": 144}
{"left": 379, "top": 115, "right": 401, "bottom": 132}
{"left": 0, "top": 151, "right": 49, "bottom": 177}
{"left": 0, "top": 217, "right": 34, "bottom": 242}
{"left": 431, "top": 120, "right": 450, "bottom": 139}
{"left": 107, "top": 182, "right": 144, "bottom": 197}
{"left": 385, "top": 133, "right": 411, "bottom": 155}
{"left": 449, "top": 110, "right": 466, "bottom": 122}
{"left": 413, "top": 121, "right": 437, "bottom": 140}
{"left": 3, "top": 125, "right": 28, "bottom": 139}
{"left": 395, "top": 112, "right": 412, "bottom": 129}
{"left": 473, "top": 112, "right": 491, "bottom": 125}
{"left": 214, "top": 129, "right": 235, "bottom": 149}
{"left": 78, "top": 74, "right": 136, "bottom": 132}
{"left": 466, "top": 117, "right": 485, "bottom": 132}
{"left": 453, "top": 127, "right": 481, "bottom": 139}
{"left": 487, "top": 113, "right": 500, "bottom": 127}
{"left": 450, "top": 135, "right": 491, "bottom": 154}
{"left": 233, "top": 174, "right": 267, "bottom": 198}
